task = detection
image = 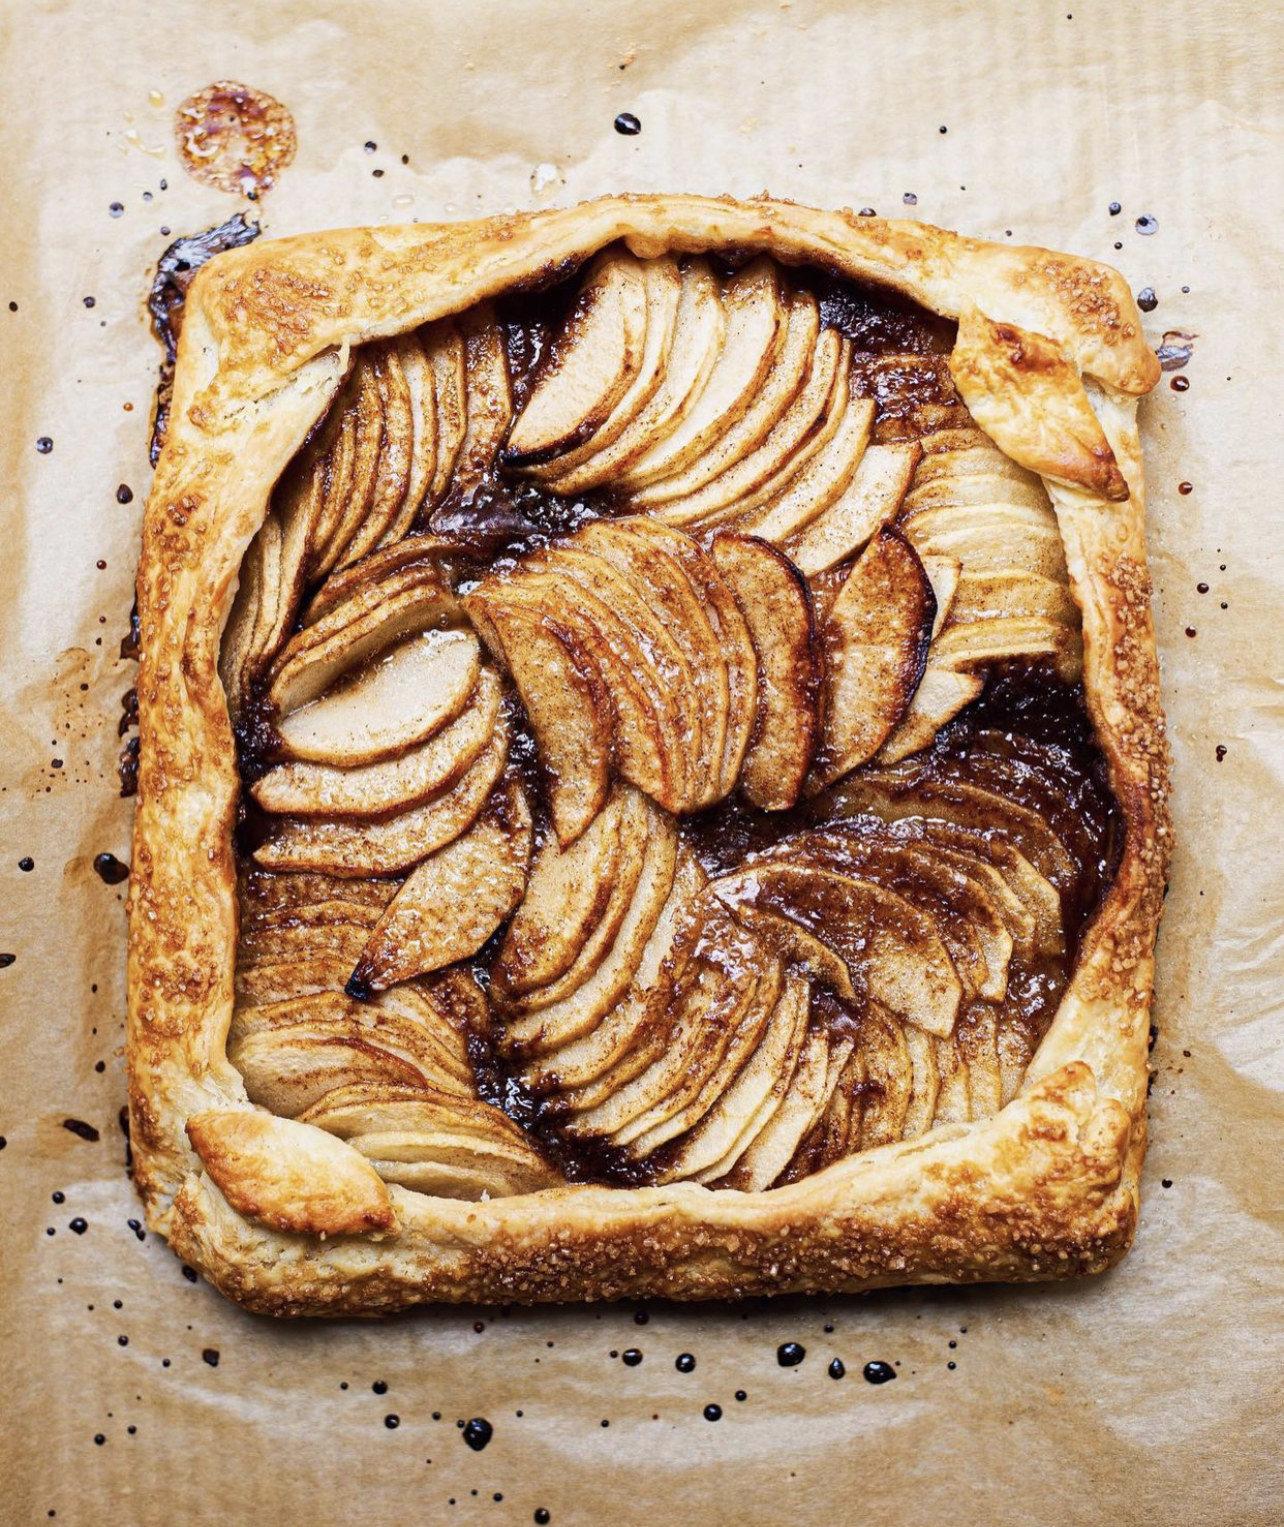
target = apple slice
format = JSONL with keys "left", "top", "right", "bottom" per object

{"left": 714, "top": 898, "right": 856, "bottom": 1002}
{"left": 810, "top": 527, "right": 935, "bottom": 787}
{"left": 246, "top": 899, "right": 384, "bottom": 935}
{"left": 301, "top": 535, "right": 453, "bottom": 626}
{"left": 253, "top": 666, "right": 502, "bottom": 819}
{"left": 528, "top": 256, "right": 682, "bottom": 481}
{"left": 240, "top": 869, "right": 397, "bottom": 916}
{"left": 313, "top": 359, "right": 385, "bottom": 578}
{"left": 307, "top": 379, "right": 359, "bottom": 570}
{"left": 931, "top": 1033, "right": 972, "bottom": 1126}
{"left": 930, "top": 615, "right": 1082, "bottom": 680}
{"left": 254, "top": 720, "right": 508, "bottom": 878}
{"left": 855, "top": 1004, "right": 913, "bottom": 1149}
{"left": 500, "top": 801, "right": 678, "bottom": 1056}
{"left": 219, "top": 511, "right": 274, "bottom": 716}
{"left": 718, "top": 1020, "right": 830, "bottom": 1190}
{"left": 348, "top": 776, "right": 531, "bottom": 992}
{"left": 665, "top": 970, "right": 811, "bottom": 1183}
{"left": 651, "top": 327, "right": 845, "bottom": 529}
{"left": 379, "top": 332, "right": 437, "bottom": 546}
{"left": 710, "top": 860, "right": 962, "bottom": 1036}
{"left": 957, "top": 1003, "right": 1002, "bottom": 1121}
{"left": 504, "top": 251, "right": 649, "bottom": 468}
{"left": 275, "top": 627, "right": 481, "bottom": 767}
{"left": 948, "top": 569, "right": 1079, "bottom": 626}
{"left": 787, "top": 441, "right": 921, "bottom": 577}
{"left": 875, "top": 664, "right": 984, "bottom": 764}
{"left": 466, "top": 595, "right": 611, "bottom": 846}
{"left": 370, "top": 983, "right": 474, "bottom": 1088}
{"left": 577, "top": 519, "right": 728, "bottom": 806}
{"left": 918, "top": 552, "right": 962, "bottom": 638}
{"left": 267, "top": 566, "right": 460, "bottom": 714}
{"left": 997, "top": 1016, "right": 1036, "bottom": 1107}
{"left": 710, "top": 532, "right": 820, "bottom": 810}
{"left": 545, "top": 259, "right": 725, "bottom": 495}
{"left": 910, "top": 522, "right": 1069, "bottom": 585}
{"left": 340, "top": 343, "right": 415, "bottom": 567}
{"left": 629, "top": 289, "right": 818, "bottom": 510}
{"left": 235, "top": 955, "right": 360, "bottom": 1006}
{"left": 736, "top": 387, "right": 875, "bottom": 544}
{"left": 453, "top": 305, "right": 513, "bottom": 491}
{"left": 617, "top": 258, "right": 785, "bottom": 491}
{"left": 900, "top": 498, "right": 1060, "bottom": 540}
{"left": 900, "top": 1025, "right": 941, "bottom": 1139}
{"left": 913, "top": 443, "right": 1035, "bottom": 484}
{"left": 239, "top": 920, "right": 371, "bottom": 969}
{"left": 529, "top": 846, "right": 705, "bottom": 1096}
{"left": 628, "top": 519, "right": 757, "bottom": 800}
{"left": 903, "top": 473, "right": 1051, "bottom": 514}
{"left": 425, "top": 322, "right": 468, "bottom": 506}
{"left": 493, "top": 784, "right": 630, "bottom": 999}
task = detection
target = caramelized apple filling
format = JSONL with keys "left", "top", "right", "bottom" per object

{"left": 221, "top": 247, "right": 1119, "bottom": 1200}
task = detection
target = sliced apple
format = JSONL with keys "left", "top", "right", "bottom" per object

{"left": 929, "top": 614, "right": 1082, "bottom": 680}
{"left": 267, "top": 566, "right": 460, "bottom": 714}
{"left": 530, "top": 847, "right": 705, "bottom": 1096}
{"left": 957, "top": 1003, "right": 1002, "bottom": 1121}
{"left": 651, "top": 328, "right": 846, "bottom": 529}
{"left": 492, "top": 783, "right": 630, "bottom": 998}
{"left": 785, "top": 440, "right": 921, "bottom": 577}
{"left": 308, "top": 378, "right": 359, "bottom": 568}
{"left": 918, "top": 553, "right": 962, "bottom": 639}
{"left": 348, "top": 777, "right": 532, "bottom": 992}
{"left": 235, "top": 954, "right": 361, "bottom": 1006}
{"left": 852, "top": 1003, "right": 912, "bottom": 1149}
{"left": 381, "top": 332, "right": 437, "bottom": 545}
{"left": 876, "top": 664, "right": 984, "bottom": 764}
{"left": 719, "top": 1020, "right": 830, "bottom": 1190}
{"left": 240, "top": 869, "right": 398, "bottom": 916}
{"left": 618, "top": 259, "right": 787, "bottom": 492}
{"left": 341, "top": 343, "right": 414, "bottom": 567}
{"left": 425, "top": 322, "right": 468, "bottom": 506}
{"left": 504, "top": 251, "right": 649, "bottom": 468}
{"left": 900, "top": 1024, "right": 940, "bottom": 1139}
{"left": 254, "top": 719, "right": 508, "bottom": 878}
{"left": 931, "top": 1034, "right": 971, "bottom": 1126}
{"left": 453, "top": 305, "right": 513, "bottom": 491}
{"left": 301, "top": 535, "right": 453, "bottom": 626}
{"left": 629, "top": 289, "right": 818, "bottom": 510}
{"left": 711, "top": 860, "right": 961, "bottom": 1036}
{"left": 810, "top": 527, "right": 935, "bottom": 787}
{"left": 314, "top": 359, "right": 384, "bottom": 578}
{"left": 246, "top": 899, "right": 384, "bottom": 936}
{"left": 948, "top": 569, "right": 1079, "bottom": 627}
{"left": 529, "top": 256, "right": 682, "bottom": 481}
{"left": 903, "top": 473, "right": 1051, "bottom": 514}
{"left": 997, "top": 1015, "right": 1036, "bottom": 1106}
{"left": 463, "top": 592, "right": 611, "bottom": 846}
{"left": 220, "top": 512, "right": 274, "bottom": 716}
{"left": 370, "top": 983, "right": 474, "bottom": 1088}
{"left": 913, "top": 444, "right": 1036, "bottom": 484}
{"left": 545, "top": 259, "right": 725, "bottom": 495}
{"left": 275, "top": 627, "right": 481, "bottom": 768}
{"left": 713, "top": 897, "right": 856, "bottom": 1002}
{"left": 239, "top": 920, "right": 372, "bottom": 969}
{"left": 710, "top": 532, "right": 820, "bottom": 810}
{"left": 500, "top": 802, "right": 678, "bottom": 1056}
{"left": 253, "top": 666, "right": 502, "bottom": 820}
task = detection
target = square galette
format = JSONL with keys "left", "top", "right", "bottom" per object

{"left": 128, "top": 195, "right": 1168, "bottom": 1314}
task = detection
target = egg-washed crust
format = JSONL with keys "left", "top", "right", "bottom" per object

{"left": 128, "top": 193, "right": 1169, "bottom": 1316}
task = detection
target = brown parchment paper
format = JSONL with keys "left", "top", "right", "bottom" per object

{"left": 1, "top": 2, "right": 1281, "bottom": 1523}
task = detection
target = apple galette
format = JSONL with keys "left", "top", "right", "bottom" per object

{"left": 128, "top": 196, "right": 1168, "bottom": 1314}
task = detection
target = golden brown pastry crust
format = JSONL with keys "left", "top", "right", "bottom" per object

{"left": 127, "top": 193, "right": 1168, "bottom": 1315}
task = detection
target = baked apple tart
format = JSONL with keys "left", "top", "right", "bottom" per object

{"left": 128, "top": 195, "right": 1168, "bottom": 1314}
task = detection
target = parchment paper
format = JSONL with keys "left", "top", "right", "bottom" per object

{"left": 1, "top": 2, "right": 1281, "bottom": 1523}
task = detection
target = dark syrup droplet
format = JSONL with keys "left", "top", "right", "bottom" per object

{"left": 462, "top": 1417, "right": 493, "bottom": 1451}
{"left": 202, "top": 1348, "right": 220, "bottom": 1367}
{"left": 776, "top": 1342, "right": 806, "bottom": 1367}
{"left": 703, "top": 1404, "right": 722, "bottom": 1421}
{"left": 1135, "top": 214, "right": 1158, "bottom": 235}
{"left": 62, "top": 1118, "right": 100, "bottom": 1142}
{"left": 1171, "top": 375, "right": 1190, "bottom": 391}
{"left": 863, "top": 1361, "right": 897, "bottom": 1385}
{"left": 93, "top": 853, "right": 130, "bottom": 885}
{"left": 621, "top": 1348, "right": 643, "bottom": 1366}
{"left": 613, "top": 112, "right": 641, "bottom": 136}
{"left": 1136, "top": 287, "right": 1158, "bottom": 312}
{"left": 675, "top": 1353, "right": 696, "bottom": 1373}
{"left": 828, "top": 1358, "right": 845, "bottom": 1379}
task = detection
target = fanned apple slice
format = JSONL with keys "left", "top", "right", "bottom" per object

{"left": 498, "top": 787, "right": 650, "bottom": 1019}
{"left": 900, "top": 499, "right": 1060, "bottom": 541}
{"left": 902, "top": 473, "right": 1051, "bottom": 514}
{"left": 668, "top": 971, "right": 811, "bottom": 1183}
{"left": 876, "top": 664, "right": 984, "bottom": 764}
{"left": 930, "top": 614, "right": 1082, "bottom": 680}
{"left": 736, "top": 388, "right": 875, "bottom": 544}
{"left": 528, "top": 256, "right": 682, "bottom": 481}
{"left": 530, "top": 545, "right": 696, "bottom": 809}
{"left": 246, "top": 898, "right": 384, "bottom": 934}
{"left": 628, "top": 519, "right": 756, "bottom": 800}
{"left": 254, "top": 720, "right": 508, "bottom": 878}
{"left": 235, "top": 955, "right": 359, "bottom": 1006}
{"left": 917, "top": 552, "right": 962, "bottom": 638}
{"left": 787, "top": 441, "right": 921, "bottom": 577}
{"left": 545, "top": 259, "right": 725, "bottom": 495}
{"left": 957, "top": 1003, "right": 1002, "bottom": 1121}
{"left": 913, "top": 445, "right": 1037, "bottom": 484}
{"left": 530, "top": 847, "right": 705, "bottom": 1095}
{"left": 710, "top": 532, "right": 820, "bottom": 810}
{"left": 910, "top": 522, "right": 1069, "bottom": 584}
{"left": 618, "top": 259, "right": 785, "bottom": 492}
{"left": 314, "top": 360, "right": 384, "bottom": 578}
{"left": 652, "top": 328, "right": 846, "bottom": 529}
{"left": 451, "top": 305, "right": 513, "bottom": 493}
{"left": 719, "top": 1020, "right": 830, "bottom": 1190}
{"left": 906, "top": 823, "right": 1061, "bottom": 957}
{"left": 617, "top": 941, "right": 781, "bottom": 1156}
{"left": 501, "top": 805, "right": 678, "bottom": 1056}
{"left": 464, "top": 593, "right": 611, "bottom": 846}
{"left": 715, "top": 899, "right": 856, "bottom": 1001}
{"left": 493, "top": 784, "right": 631, "bottom": 999}
{"left": 239, "top": 921, "right": 372, "bottom": 968}
{"left": 578, "top": 519, "right": 727, "bottom": 806}
{"left": 629, "top": 286, "right": 817, "bottom": 508}
{"left": 948, "top": 569, "right": 1079, "bottom": 626}
{"left": 932, "top": 1034, "right": 972, "bottom": 1126}
{"left": 219, "top": 513, "right": 273, "bottom": 716}
{"left": 997, "top": 1016, "right": 1036, "bottom": 1107}
{"left": 348, "top": 776, "right": 532, "bottom": 992}
{"left": 500, "top": 569, "right": 675, "bottom": 810}
{"left": 810, "top": 527, "right": 935, "bottom": 787}
{"left": 260, "top": 448, "right": 332, "bottom": 657}
{"left": 340, "top": 343, "right": 414, "bottom": 567}
{"left": 308, "top": 381, "right": 358, "bottom": 568}
{"left": 275, "top": 627, "right": 481, "bottom": 767}
{"left": 900, "top": 1025, "right": 941, "bottom": 1139}
{"left": 253, "top": 667, "right": 502, "bottom": 819}
{"left": 425, "top": 322, "right": 468, "bottom": 506}
{"left": 855, "top": 1004, "right": 913, "bottom": 1149}
{"left": 301, "top": 535, "right": 453, "bottom": 626}
{"left": 380, "top": 332, "right": 438, "bottom": 546}
{"left": 710, "top": 861, "right": 962, "bottom": 1036}
{"left": 240, "top": 869, "right": 398, "bottom": 915}
{"left": 267, "top": 567, "right": 460, "bottom": 714}
{"left": 698, "top": 1001, "right": 815, "bottom": 1184}
{"left": 504, "top": 251, "right": 649, "bottom": 468}
{"left": 371, "top": 984, "right": 474, "bottom": 1087}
